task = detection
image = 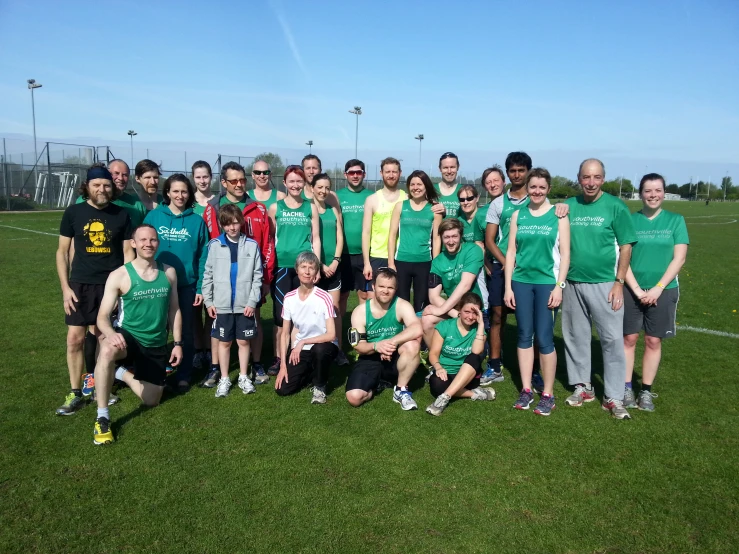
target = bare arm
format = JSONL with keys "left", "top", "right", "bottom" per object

{"left": 361, "top": 195, "right": 375, "bottom": 277}
{"left": 165, "top": 267, "right": 182, "bottom": 342}
{"left": 427, "top": 284, "right": 445, "bottom": 309}
{"left": 310, "top": 203, "right": 322, "bottom": 260}
{"left": 485, "top": 222, "right": 505, "bottom": 265}
{"left": 374, "top": 300, "right": 422, "bottom": 358}
{"left": 503, "top": 212, "right": 518, "bottom": 309}
{"left": 428, "top": 329, "right": 447, "bottom": 380}
{"left": 56, "top": 236, "right": 76, "bottom": 315}
{"left": 96, "top": 268, "right": 125, "bottom": 341}
{"left": 608, "top": 244, "right": 633, "bottom": 311}
{"left": 548, "top": 215, "right": 571, "bottom": 309}
{"left": 431, "top": 213, "right": 442, "bottom": 258}
{"left": 333, "top": 207, "right": 344, "bottom": 261}
{"left": 387, "top": 202, "right": 402, "bottom": 269}
{"left": 641, "top": 244, "right": 688, "bottom": 306}
{"left": 437, "top": 272, "right": 478, "bottom": 315}
{"left": 123, "top": 241, "right": 135, "bottom": 264}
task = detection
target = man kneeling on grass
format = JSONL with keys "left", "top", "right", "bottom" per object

{"left": 274, "top": 252, "right": 338, "bottom": 404}
{"left": 202, "top": 204, "right": 263, "bottom": 398}
{"left": 345, "top": 267, "right": 422, "bottom": 410}
{"left": 92, "top": 224, "right": 182, "bottom": 445}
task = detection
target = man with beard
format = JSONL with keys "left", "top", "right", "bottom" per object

{"left": 135, "top": 159, "right": 164, "bottom": 212}
{"left": 56, "top": 164, "right": 134, "bottom": 415}
{"left": 76, "top": 159, "right": 146, "bottom": 227}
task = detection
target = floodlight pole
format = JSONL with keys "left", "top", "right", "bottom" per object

{"left": 27, "top": 79, "right": 42, "bottom": 187}
{"left": 415, "top": 134, "right": 424, "bottom": 167}
{"left": 306, "top": 140, "right": 313, "bottom": 153}
{"left": 349, "top": 106, "right": 362, "bottom": 158}
{"left": 127, "top": 130, "right": 137, "bottom": 169}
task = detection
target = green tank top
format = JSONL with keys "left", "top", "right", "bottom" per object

{"left": 257, "top": 188, "right": 279, "bottom": 211}
{"left": 365, "top": 297, "right": 404, "bottom": 343}
{"left": 192, "top": 203, "right": 206, "bottom": 217}
{"left": 300, "top": 189, "right": 310, "bottom": 201}
{"left": 457, "top": 208, "right": 483, "bottom": 244}
{"left": 436, "top": 317, "right": 478, "bottom": 375}
{"left": 318, "top": 206, "right": 338, "bottom": 264}
{"left": 337, "top": 186, "right": 372, "bottom": 255}
{"left": 498, "top": 193, "right": 530, "bottom": 257}
{"left": 512, "top": 206, "right": 560, "bottom": 285}
{"left": 117, "top": 262, "right": 171, "bottom": 348}
{"left": 434, "top": 183, "right": 460, "bottom": 217}
{"left": 275, "top": 199, "right": 313, "bottom": 268}
{"left": 395, "top": 200, "right": 434, "bottom": 263}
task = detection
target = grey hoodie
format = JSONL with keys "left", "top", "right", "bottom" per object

{"left": 202, "top": 233, "right": 263, "bottom": 313}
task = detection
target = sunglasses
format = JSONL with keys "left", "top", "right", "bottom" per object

{"left": 377, "top": 266, "right": 398, "bottom": 276}
{"left": 252, "top": 170, "right": 271, "bottom": 176}
{"left": 346, "top": 170, "right": 364, "bottom": 176}
{"left": 458, "top": 196, "right": 477, "bottom": 203}
{"left": 225, "top": 178, "right": 246, "bottom": 185}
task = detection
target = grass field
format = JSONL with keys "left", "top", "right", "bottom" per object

{"left": 1, "top": 201, "right": 738, "bottom": 553}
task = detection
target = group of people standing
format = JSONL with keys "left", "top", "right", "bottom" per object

{"left": 55, "top": 149, "right": 688, "bottom": 444}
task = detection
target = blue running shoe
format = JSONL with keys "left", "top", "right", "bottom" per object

{"left": 534, "top": 394, "right": 556, "bottom": 416}
{"left": 81, "top": 373, "right": 95, "bottom": 397}
{"left": 253, "top": 363, "right": 269, "bottom": 385}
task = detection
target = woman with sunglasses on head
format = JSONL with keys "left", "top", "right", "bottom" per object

{"left": 622, "top": 173, "right": 688, "bottom": 412}
{"left": 143, "top": 173, "right": 210, "bottom": 393}
{"left": 425, "top": 292, "right": 496, "bottom": 416}
{"left": 312, "top": 173, "right": 348, "bottom": 364}
{"left": 387, "top": 170, "right": 442, "bottom": 313}
{"left": 250, "top": 160, "right": 284, "bottom": 211}
{"left": 267, "top": 166, "right": 321, "bottom": 375}
{"left": 503, "top": 168, "right": 570, "bottom": 416}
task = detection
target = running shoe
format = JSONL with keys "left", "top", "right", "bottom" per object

{"left": 623, "top": 386, "right": 637, "bottom": 409}
{"left": 165, "top": 366, "right": 175, "bottom": 376}
{"left": 426, "top": 393, "right": 451, "bottom": 416}
{"left": 392, "top": 389, "right": 418, "bottom": 411}
{"left": 91, "top": 389, "right": 121, "bottom": 406}
{"left": 237, "top": 374, "right": 256, "bottom": 395}
{"left": 253, "top": 363, "right": 269, "bottom": 385}
{"left": 215, "top": 377, "right": 231, "bottom": 398}
{"left": 201, "top": 368, "right": 220, "bottom": 388}
{"left": 56, "top": 392, "right": 86, "bottom": 416}
{"left": 81, "top": 373, "right": 95, "bottom": 397}
{"left": 310, "top": 386, "right": 327, "bottom": 405}
{"left": 534, "top": 394, "right": 556, "bottom": 416}
{"left": 267, "top": 357, "right": 281, "bottom": 376}
{"left": 470, "top": 387, "right": 496, "bottom": 401}
{"left": 565, "top": 384, "right": 596, "bottom": 407}
{"left": 602, "top": 398, "right": 632, "bottom": 420}
{"left": 480, "top": 367, "right": 504, "bottom": 386}
{"left": 93, "top": 417, "right": 113, "bottom": 445}
{"left": 425, "top": 368, "right": 434, "bottom": 382}
{"left": 336, "top": 351, "right": 350, "bottom": 366}
{"left": 514, "top": 389, "right": 535, "bottom": 410}
{"left": 531, "top": 371, "right": 545, "bottom": 394}
{"left": 637, "top": 390, "right": 658, "bottom": 412}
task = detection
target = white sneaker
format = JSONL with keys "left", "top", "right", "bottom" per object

{"left": 310, "top": 386, "right": 327, "bottom": 404}
{"left": 237, "top": 374, "right": 256, "bottom": 395}
{"left": 215, "top": 377, "right": 231, "bottom": 398}
{"left": 470, "top": 387, "right": 496, "bottom": 401}
{"left": 392, "top": 389, "right": 418, "bottom": 411}
{"left": 426, "top": 393, "right": 451, "bottom": 416}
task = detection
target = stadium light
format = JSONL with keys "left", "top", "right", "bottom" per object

{"left": 415, "top": 134, "right": 424, "bottom": 167}
{"left": 27, "top": 79, "right": 42, "bottom": 185}
{"left": 349, "top": 106, "right": 362, "bottom": 158}
{"left": 127, "top": 130, "right": 137, "bottom": 168}
{"left": 306, "top": 140, "right": 313, "bottom": 153}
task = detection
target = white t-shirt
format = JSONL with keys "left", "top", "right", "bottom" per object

{"left": 281, "top": 286, "right": 337, "bottom": 350}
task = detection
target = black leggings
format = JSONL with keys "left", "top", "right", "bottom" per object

{"left": 395, "top": 260, "right": 431, "bottom": 313}
{"left": 429, "top": 353, "right": 483, "bottom": 397}
{"left": 275, "top": 343, "right": 338, "bottom": 395}
{"left": 271, "top": 267, "right": 301, "bottom": 327}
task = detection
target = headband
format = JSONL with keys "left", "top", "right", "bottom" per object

{"left": 87, "top": 166, "right": 113, "bottom": 181}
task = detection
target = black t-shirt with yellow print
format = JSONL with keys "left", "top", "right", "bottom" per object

{"left": 60, "top": 201, "right": 132, "bottom": 284}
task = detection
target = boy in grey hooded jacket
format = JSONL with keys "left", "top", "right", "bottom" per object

{"left": 202, "top": 205, "right": 263, "bottom": 397}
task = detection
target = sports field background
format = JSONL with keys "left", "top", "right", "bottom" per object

{"left": 1, "top": 201, "right": 738, "bottom": 553}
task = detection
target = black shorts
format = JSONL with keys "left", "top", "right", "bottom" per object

{"left": 365, "top": 257, "right": 388, "bottom": 292}
{"left": 623, "top": 286, "right": 679, "bottom": 339}
{"left": 340, "top": 253, "right": 365, "bottom": 293}
{"left": 211, "top": 313, "right": 258, "bottom": 342}
{"left": 487, "top": 263, "right": 505, "bottom": 309}
{"left": 116, "top": 327, "right": 168, "bottom": 386}
{"left": 428, "top": 353, "right": 483, "bottom": 397}
{"left": 65, "top": 282, "right": 105, "bottom": 327}
{"left": 345, "top": 353, "right": 399, "bottom": 392}
{"left": 318, "top": 264, "right": 342, "bottom": 292}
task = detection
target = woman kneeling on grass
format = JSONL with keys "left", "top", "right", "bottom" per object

{"left": 504, "top": 168, "right": 570, "bottom": 416}
{"left": 623, "top": 173, "right": 689, "bottom": 412}
{"left": 426, "top": 292, "right": 496, "bottom": 416}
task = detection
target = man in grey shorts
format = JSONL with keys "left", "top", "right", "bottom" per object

{"left": 561, "top": 159, "right": 637, "bottom": 420}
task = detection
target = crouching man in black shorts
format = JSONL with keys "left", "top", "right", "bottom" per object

{"left": 345, "top": 267, "right": 422, "bottom": 410}
{"left": 91, "top": 224, "right": 182, "bottom": 445}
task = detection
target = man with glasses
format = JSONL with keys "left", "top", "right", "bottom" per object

{"left": 200, "top": 161, "right": 275, "bottom": 386}
{"left": 337, "top": 159, "right": 372, "bottom": 364}
{"left": 250, "top": 160, "right": 284, "bottom": 211}
{"left": 435, "top": 152, "right": 461, "bottom": 217}
{"left": 345, "top": 267, "right": 422, "bottom": 410}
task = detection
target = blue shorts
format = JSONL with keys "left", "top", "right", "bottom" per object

{"left": 487, "top": 263, "right": 505, "bottom": 309}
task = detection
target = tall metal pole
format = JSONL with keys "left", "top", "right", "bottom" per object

{"left": 415, "top": 134, "right": 424, "bottom": 167}
{"left": 127, "top": 130, "right": 137, "bottom": 168}
{"left": 349, "top": 107, "right": 362, "bottom": 158}
{"left": 27, "top": 79, "right": 42, "bottom": 188}
{"left": 306, "top": 140, "right": 313, "bottom": 153}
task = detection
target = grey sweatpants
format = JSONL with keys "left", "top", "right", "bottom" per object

{"left": 562, "top": 282, "right": 625, "bottom": 401}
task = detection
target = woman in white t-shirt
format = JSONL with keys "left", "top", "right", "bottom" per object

{"left": 274, "top": 251, "right": 338, "bottom": 404}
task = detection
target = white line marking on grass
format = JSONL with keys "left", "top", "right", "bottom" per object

{"left": 685, "top": 215, "right": 738, "bottom": 224}
{"left": 8, "top": 237, "right": 31, "bottom": 241}
{"left": 0, "top": 225, "right": 57, "bottom": 237}
{"left": 680, "top": 325, "right": 739, "bottom": 339}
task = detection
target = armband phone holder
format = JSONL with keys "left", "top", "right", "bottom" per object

{"left": 348, "top": 327, "right": 367, "bottom": 347}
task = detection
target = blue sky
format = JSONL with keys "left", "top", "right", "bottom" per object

{"left": 1, "top": 0, "right": 738, "bottom": 183}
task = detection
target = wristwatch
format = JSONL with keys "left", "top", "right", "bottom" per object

{"left": 557, "top": 281, "right": 566, "bottom": 289}
{"left": 173, "top": 341, "right": 183, "bottom": 347}
{"left": 615, "top": 278, "right": 625, "bottom": 285}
